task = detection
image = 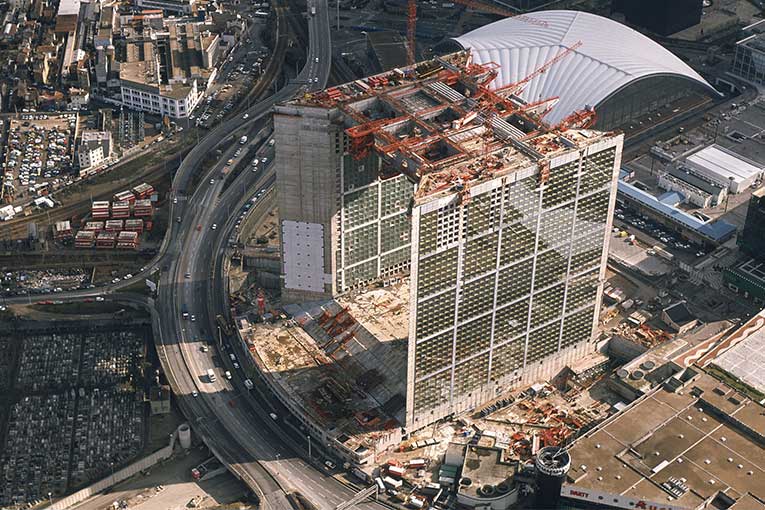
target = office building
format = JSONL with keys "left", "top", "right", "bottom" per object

{"left": 732, "top": 20, "right": 765, "bottom": 86}
{"left": 740, "top": 187, "right": 765, "bottom": 259}
{"left": 274, "top": 51, "right": 623, "bottom": 430}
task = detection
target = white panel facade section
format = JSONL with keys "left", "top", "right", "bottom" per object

{"left": 281, "top": 221, "right": 326, "bottom": 293}
{"left": 455, "top": 10, "right": 719, "bottom": 124}
{"left": 406, "top": 205, "right": 422, "bottom": 430}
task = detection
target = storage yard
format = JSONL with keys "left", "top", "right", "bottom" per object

{"left": 0, "top": 321, "right": 150, "bottom": 509}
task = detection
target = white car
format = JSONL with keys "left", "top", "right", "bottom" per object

{"left": 211, "top": 224, "right": 217, "bottom": 230}
{"left": 173, "top": 197, "right": 178, "bottom": 204}
{"left": 209, "top": 178, "right": 215, "bottom": 185}
{"left": 190, "top": 315, "right": 196, "bottom": 322}
{"left": 185, "top": 273, "right": 191, "bottom": 279}
{"left": 192, "top": 390, "right": 199, "bottom": 398}
{"left": 315, "top": 57, "right": 319, "bottom": 63}
{"left": 243, "top": 113, "right": 249, "bottom": 119}
{"left": 261, "top": 157, "right": 268, "bottom": 164}
{"left": 225, "top": 370, "right": 232, "bottom": 380}
{"left": 96, "top": 296, "right": 105, "bottom": 302}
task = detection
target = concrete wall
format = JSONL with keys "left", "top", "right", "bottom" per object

{"left": 44, "top": 426, "right": 182, "bottom": 509}
{"left": 273, "top": 104, "right": 341, "bottom": 302}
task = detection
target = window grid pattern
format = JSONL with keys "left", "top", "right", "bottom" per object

{"left": 411, "top": 144, "right": 618, "bottom": 420}
{"left": 456, "top": 315, "right": 492, "bottom": 364}
{"left": 381, "top": 213, "right": 410, "bottom": 253}
{"left": 381, "top": 174, "right": 414, "bottom": 216}
{"left": 343, "top": 186, "right": 378, "bottom": 229}
{"left": 416, "top": 290, "right": 455, "bottom": 340}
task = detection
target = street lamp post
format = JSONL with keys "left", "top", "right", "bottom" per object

{"left": 47, "top": 492, "right": 52, "bottom": 506}
{"left": 307, "top": 435, "right": 312, "bottom": 460}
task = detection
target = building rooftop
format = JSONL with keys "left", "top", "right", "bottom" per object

{"left": 617, "top": 179, "right": 737, "bottom": 242}
{"left": 459, "top": 446, "right": 516, "bottom": 498}
{"left": 685, "top": 144, "right": 763, "bottom": 185}
{"left": 663, "top": 301, "right": 694, "bottom": 327}
{"left": 706, "top": 308, "right": 765, "bottom": 395}
{"left": 289, "top": 51, "right": 612, "bottom": 205}
{"left": 566, "top": 370, "right": 765, "bottom": 509}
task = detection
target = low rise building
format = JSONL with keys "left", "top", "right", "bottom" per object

{"left": 564, "top": 369, "right": 765, "bottom": 510}
{"left": 661, "top": 301, "right": 697, "bottom": 335}
{"left": 117, "top": 19, "right": 218, "bottom": 118}
{"left": 77, "top": 130, "right": 112, "bottom": 172}
{"left": 683, "top": 144, "right": 763, "bottom": 194}
{"left": 134, "top": 0, "right": 195, "bottom": 14}
{"left": 457, "top": 445, "right": 520, "bottom": 510}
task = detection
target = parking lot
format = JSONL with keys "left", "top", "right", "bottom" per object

{"left": 614, "top": 206, "right": 707, "bottom": 258}
{"left": 0, "top": 325, "right": 148, "bottom": 508}
{"left": 1, "top": 113, "right": 78, "bottom": 204}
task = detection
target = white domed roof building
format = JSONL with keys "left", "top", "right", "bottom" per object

{"left": 445, "top": 10, "right": 720, "bottom": 129}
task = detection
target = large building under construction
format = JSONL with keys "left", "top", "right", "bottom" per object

{"left": 274, "top": 51, "right": 623, "bottom": 430}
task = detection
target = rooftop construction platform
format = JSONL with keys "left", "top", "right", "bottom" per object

{"left": 239, "top": 283, "right": 410, "bottom": 462}
{"left": 565, "top": 370, "right": 765, "bottom": 510}
{"left": 288, "top": 50, "right": 613, "bottom": 204}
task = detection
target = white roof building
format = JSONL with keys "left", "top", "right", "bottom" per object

{"left": 454, "top": 10, "right": 719, "bottom": 126}
{"left": 685, "top": 144, "right": 763, "bottom": 193}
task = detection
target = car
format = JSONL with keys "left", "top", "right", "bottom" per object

{"left": 225, "top": 370, "right": 232, "bottom": 380}
{"left": 124, "top": 274, "right": 133, "bottom": 280}
{"left": 315, "top": 57, "right": 319, "bottom": 63}
{"left": 209, "top": 178, "right": 215, "bottom": 185}
{"left": 243, "top": 113, "right": 249, "bottom": 119}
{"left": 233, "top": 362, "right": 240, "bottom": 369}
{"left": 261, "top": 157, "right": 268, "bottom": 163}
{"left": 177, "top": 216, "right": 182, "bottom": 223}
{"left": 112, "top": 278, "right": 120, "bottom": 284}
{"left": 211, "top": 224, "right": 217, "bottom": 230}
{"left": 96, "top": 296, "right": 105, "bottom": 302}
{"left": 269, "top": 413, "right": 278, "bottom": 420}
{"left": 192, "top": 390, "right": 199, "bottom": 398}
{"left": 200, "top": 345, "right": 209, "bottom": 352}
{"left": 190, "top": 315, "right": 196, "bottom": 322}
{"left": 185, "top": 273, "right": 191, "bottom": 279}
{"left": 324, "top": 460, "right": 336, "bottom": 470}
{"left": 173, "top": 197, "right": 178, "bottom": 204}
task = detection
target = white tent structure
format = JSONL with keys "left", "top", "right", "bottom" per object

{"left": 454, "top": 10, "right": 720, "bottom": 125}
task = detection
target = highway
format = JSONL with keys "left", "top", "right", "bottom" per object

{"left": 7, "top": 0, "right": 387, "bottom": 508}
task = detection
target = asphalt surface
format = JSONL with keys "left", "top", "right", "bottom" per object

{"left": 8, "top": 1, "right": 385, "bottom": 509}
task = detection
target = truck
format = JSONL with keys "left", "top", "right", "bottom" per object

{"left": 206, "top": 368, "right": 216, "bottom": 382}
{"left": 239, "top": 135, "right": 248, "bottom": 145}
{"left": 310, "top": 5, "right": 316, "bottom": 15}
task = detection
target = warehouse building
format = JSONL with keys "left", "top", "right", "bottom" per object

{"left": 274, "top": 51, "right": 623, "bottom": 430}
{"left": 683, "top": 144, "right": 763, "bottom": 194}
{"left": 739, "top": 187, "right": 765, "bottom": 258}
{"left": 445, "top": 10, "right": 720, "bottom": 131}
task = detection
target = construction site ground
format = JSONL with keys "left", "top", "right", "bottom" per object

{"left": 68, "top": 445, "right": 250, "bottom": 510}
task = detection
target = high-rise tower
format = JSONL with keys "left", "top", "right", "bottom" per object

{"left": 274, "top": 52, "right": 622, "bottom": 430}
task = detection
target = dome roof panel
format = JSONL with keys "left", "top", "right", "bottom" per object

{"left": 455, "top": 10, "right": 718, "bottom": 124}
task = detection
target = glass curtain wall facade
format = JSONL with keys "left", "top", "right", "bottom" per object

{"left": 405, "top": 138, "right": 622, "bottom": 429}
{"left": 336, "top": 143, "right": 415, "bottom": 292}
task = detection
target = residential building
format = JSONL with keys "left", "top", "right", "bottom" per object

{"left": 274, "top": 51, "right": 623, "bottom": 430}
{"left": 78, "top": 131, "right": 112, "bottom": 172}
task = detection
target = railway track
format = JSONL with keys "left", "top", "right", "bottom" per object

{"left": 0, "top": 151, "right": 187, "bottom": 240}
